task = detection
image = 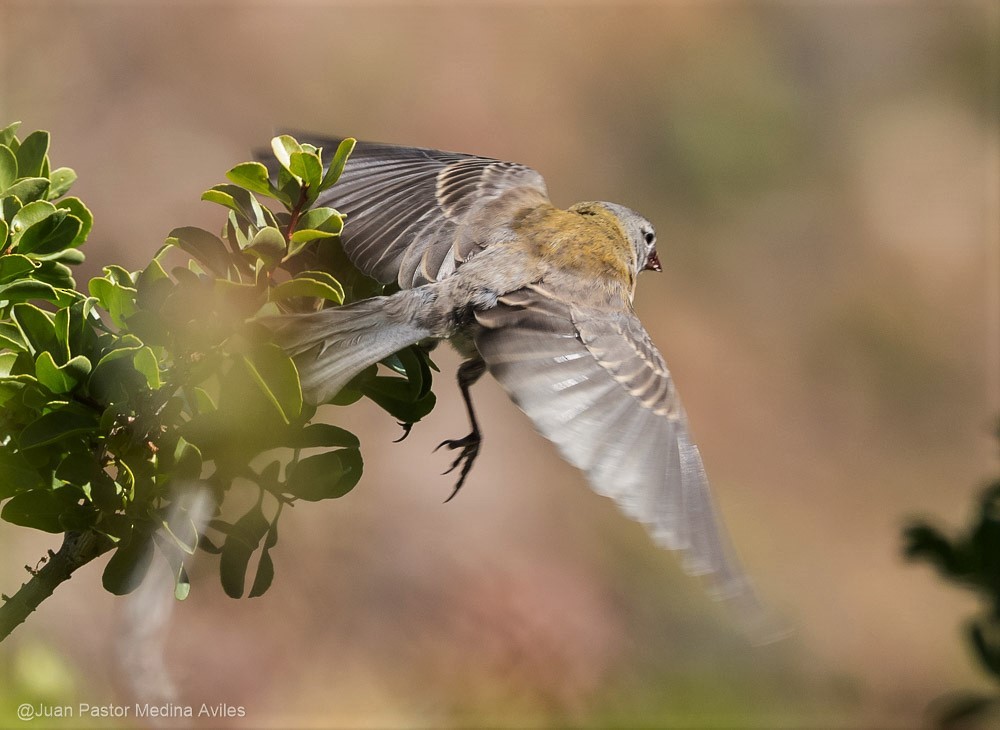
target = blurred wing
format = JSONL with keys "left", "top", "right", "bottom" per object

{"left": 475, "top": 287, "right": 766, "bottom": 618}
{"left": 265, "top": 136, "right": 550, "bottom": 287}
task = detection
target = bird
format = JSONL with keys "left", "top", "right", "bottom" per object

{"left": 263, "top": 137, "right": 782, "bottom": 641}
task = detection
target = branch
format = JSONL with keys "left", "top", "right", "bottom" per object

{"left": 0, "top": 530, "right": 113, "bottom": 642}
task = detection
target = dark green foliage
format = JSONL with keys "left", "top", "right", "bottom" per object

{"left": 904, "top": 420, "right": 1000, "bottom": 727}
{"left": 0, "top": 124, "right": 436, "bottom": 619}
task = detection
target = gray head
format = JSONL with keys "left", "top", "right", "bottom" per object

{"left": 596, "top": 202, "right": 661, "bottom": 274}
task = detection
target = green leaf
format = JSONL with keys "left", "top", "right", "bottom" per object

{"left": 28, "top": 258, "right": 77, "bottom": 289}
{"left": 319, "top": 138, "right": 356, "bottom": 192}
{"left": 362, "top": 376, "right": 437, "bottom": 424}
{"left": 55, "top": 451, "right": 99, "bottom": 490}
{"left": 0, "top": 381, "right": 26, "bottom": 407}
{"left": 271, "top": 135, "right": 303, "bottom": 176}
{"left": 52, "top": 306, "right": 70, "bottom": 352}
{"left": 55, "top": 197, "right": 93, "bottom": 247}
{"left": 0, "top": 122, "right": 20, "bottom": 148}
{"left": 286, "top": 448, "right": 363, "bottom": 501}
{"left": 35, "top": 351, "right": 91, "bottom": 393}
{"left": 172, "top": 437, "right": 203, "bottom": 482}
{"left": 19, "top": 407, "right": 99, "bottom": 449}
{"left": 174, "top": 566, "right": 192, "bottom": 600}
{"left": 225, "top": 162, "right": 275, "bottom": 197}
{"left": 246, "top": 226, "right": 286, "bottom": 265}
{"left": 392, "top": 345, "right": 434, "bottom": 398}
{"left": 198, "top": 534, "right": 223, "bottom": 554}
{"left": 269, "top": 276, "right": 344, "bottom": 304}
{"left": 11, "top": 303, "right": 59, "bottom": 358}
{"left": 0, "top": 351, "right": 18, "bottom": 375}
{"left": 0, "top": 145, "right": 16, "bottom": 192}
{"left": 0, "top": 443, "right": 44, "bottom": 499}
{"left": 0, "top": 321, "right": 25, "bottom": 350}
{"left": 289, "top": 151, "right": 322, "bottom": 189}
{"left": 9, "top": 200, "right": 57, "bottom": 245}
{"left": 289, "top": 228, "right": 337, "bottom": 244}
{"left": 248, "top": 519, "right": 279, "bottom": 598}
{"left": 135, "top": 257, "right": 171, "bottom": 311}
{"left": 103, "top": 526, "right": 155, "bottom": 595}
{"left": 201, "top": 187, "right": 235, "bottom": 208}
{"left": 15, "top": 131, "right": 49, "bottom": 178}
{"left": 297, "top": 207, "right": 344, "bottom": 235}
{"left": 88, "top": 277, "right": 137, "bottom": 328}
{"left": 166, "top": 226, "right": 231, "bottom": 278}
{"left": 88, "top": 340, "right": 148, "bottom": 403}
{"left": 103, "top": 265, "right": 134, "bottom": 287}
{"left": 132, "top": 346, "right": 161, "bottom": 389}
{"left": 273, "top": 174, "right": 300, "bottom": 209}
{"left": 160, "top": 512, "right": 200, "bottom": 557}
{"left": 213, "top": 277, "right": 263, "bottom": 312}
{"left": 296, "top": 270, "right": 344, "bottom": 300}
{"left": 93, "top": 513, "right": 132, "bottom": 543}
{"left": 18, "top": 211, "right": 81, "bottom": 256}
{"left": 64, "top": 299, "right": 98, "bottom": 357}
{"left": 240, "top": 343, "right": 302, "bottom": 424}
{"left": 0, "top": 279, "right": 75, "bottom": 307}
{"left": 3, "top": 177, "right": 50, "bottom": 204}
{"left": 47, "top": 167, "right": 77, "bottom": 199}
{"left": 219, "top": 503, "right": 270, "bottom": 599}
{"left": 63, "top": 353, "right": 93, "bottom": 381}
{"left": 193, "top": 387, "right": 216, "bottom": 413}
{"left": 247, "top": 548, "right": 274, "bottom": 598}
{"left": 204, "top": 184, "right": 277, "bottom": 229}
{"left": 0, "top": 254, "right": 38, "bottom": 284}
{"left": 49, "top": 251, "right": 85, "bottom": 270}
{"left": 151, "top": 529, "right": 196, "bottom": 599}
{"left": 1, "top": 486, "right": 80, "bottom": 533}
{"left": 225, "top": 212, "right": 252, "bottom": 252}
{"left": 286, "top": 423, "right": 360, "bottom": 449}
{"left": 2, "top": 194, "right": 23, "bottom": 223}
{"left": 256, "top": 460, "right": 281, "bottom": 489}
{"left": 90, "top": 338, "right": 143, "bottom": 367}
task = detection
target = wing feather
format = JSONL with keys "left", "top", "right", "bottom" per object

{"left": 475, "top": 287, "right": 765, "bottom": 616}
{"left": 264, "top": 137, "right": 550, "bottom": 286}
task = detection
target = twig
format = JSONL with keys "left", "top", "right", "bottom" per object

{"left": 0, "top": 530, "right": 114, "bottom": 642}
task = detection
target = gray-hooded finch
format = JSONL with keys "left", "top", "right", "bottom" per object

{"left": 266, "top": 138, "right": 778, "bottom": 638}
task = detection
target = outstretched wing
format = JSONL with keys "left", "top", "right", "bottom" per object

{"left": 266, "top": 136, "right": 550, "bottom": 287}
{"left": 475, "top": 287, "right": 777, "bottom": 636}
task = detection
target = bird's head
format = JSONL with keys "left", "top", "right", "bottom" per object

{"left": 591, "top": 202, "right": 661, "bottom": 276}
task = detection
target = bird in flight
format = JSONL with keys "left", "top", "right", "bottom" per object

{"left": 266, "top": 138, "right": 780, "bottom": 640}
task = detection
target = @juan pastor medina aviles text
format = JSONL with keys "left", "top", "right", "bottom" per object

{"left": 17, "top": 703, "right": 247, "bottom": 721}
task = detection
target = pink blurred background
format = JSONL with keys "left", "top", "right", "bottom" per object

{"left": 1, "top": 2, "right": 998, "bottom": 727}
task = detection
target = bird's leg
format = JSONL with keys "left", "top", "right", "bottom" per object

{"left": 435, "top": 357, "right": 487, "bottom": 502}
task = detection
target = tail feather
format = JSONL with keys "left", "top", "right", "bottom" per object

{"left": 264, "top": 294, "right": 432, "bottom": 404}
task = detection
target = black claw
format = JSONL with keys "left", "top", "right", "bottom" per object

{"left": 443, "top": 483, "right": 462, "bottom": 504}
{"left": 393, "top": 422, "right": 414, "bottom": 443}
{"left": 435, "top": 432, "right": 480, "bottom": 502}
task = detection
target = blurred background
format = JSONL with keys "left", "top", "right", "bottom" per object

{"left": 1, "top": 1, "right": 998, "bottom": 727}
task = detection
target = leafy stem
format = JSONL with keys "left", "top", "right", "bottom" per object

{"left": 284, "top": 185, "right": 309, "bottom": 246}
{"left": 0, "top": 531, "right": 114, "bottom": 641}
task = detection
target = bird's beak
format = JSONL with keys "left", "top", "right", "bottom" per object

{"left": 644, "top": 249, "right": 662, "bottom": 272}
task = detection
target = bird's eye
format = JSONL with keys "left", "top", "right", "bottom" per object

{"left": 644, "top": 231, "right": 655, "bottom": 246}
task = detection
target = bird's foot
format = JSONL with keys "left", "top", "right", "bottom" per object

{"left": 393, "top": 422, "right": 414, "bottom": 443}
{"left": 434, "top": 431, "right": 481, "bottom": 502}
